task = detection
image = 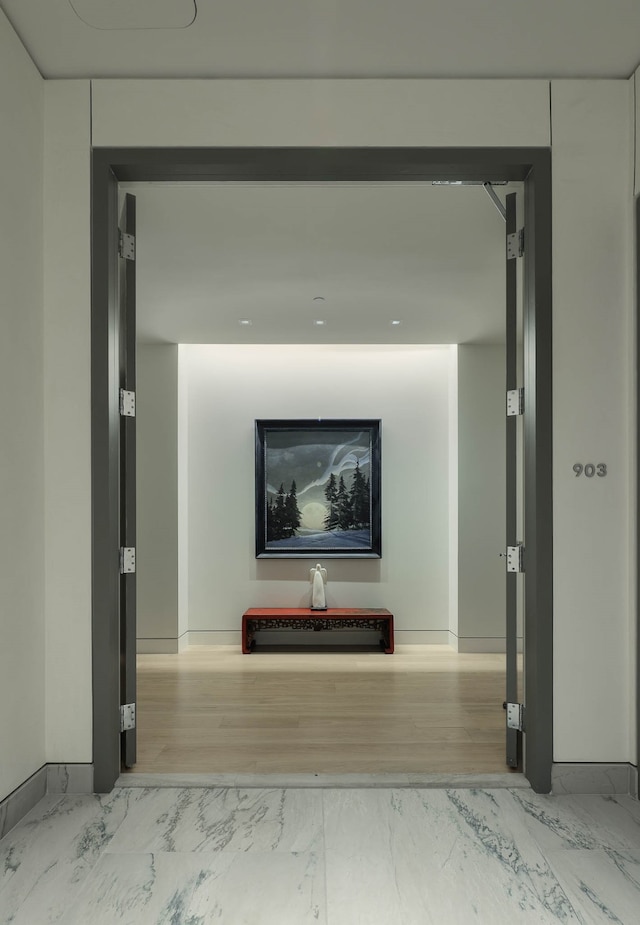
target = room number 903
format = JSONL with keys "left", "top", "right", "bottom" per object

{"left": 573, "top": 463, "right": 607, "bottom": 478}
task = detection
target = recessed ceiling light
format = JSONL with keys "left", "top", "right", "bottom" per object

{"left": 312, "top": 296, "right": 325, "bottom": 302}
{"left": 238, "top": 319, "right": 253, "bottom": 326}
{"left": 390, "top": 320, "right": 402, "bottom": 326}
{"left": 313, "top": 319, "right": 326, "bottom": 326}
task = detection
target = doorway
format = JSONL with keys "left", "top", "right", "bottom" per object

{"left": 128, "top": 181, "right": 516, "bottom": 776}
{"left": 91, "top": 147, "right": 552, "bottom": 792}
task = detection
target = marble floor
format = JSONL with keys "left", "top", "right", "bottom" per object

{"left": 1, "top": 785, "right": 639, "bottom": 924}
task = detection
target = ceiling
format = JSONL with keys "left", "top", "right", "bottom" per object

{"left": 127, "top": 182, "right": 510, "bottom": 346}
{"left": 0, "top": 2, "right": 567, "bottom": 346}
{"left": 2, "top": 0, "right": 640, "bottom": 79}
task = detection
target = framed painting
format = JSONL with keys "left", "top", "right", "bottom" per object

{"left": 255, "top": 419, "right": 381, "bottom": 558}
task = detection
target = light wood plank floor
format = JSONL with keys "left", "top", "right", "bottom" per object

{"left": 128, "top": 645, "right": 520, "bottom": 775}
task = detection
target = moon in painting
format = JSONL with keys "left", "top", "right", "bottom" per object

{"left": 300, "top": 502, "right": 327, "bottom": 531}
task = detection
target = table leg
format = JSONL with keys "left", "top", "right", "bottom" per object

{"left": 383, "top": 618, "right": 394, "bottom": 654}
{"left": 242, "top": 616, "right": 252, "bottom": 654}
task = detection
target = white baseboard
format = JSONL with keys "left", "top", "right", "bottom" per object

{"left": 137, "top": 633, "right": 190, "bottom": 654}
{"left": 552, "top": 762, "right": 637, "bottom": 795}
{"left": 187, "top": 630, "right": 452, "bottom": 648}
{"left": 187, "top": 631, "right": 241, "bottom": 646}
{"left": 47, "top": 763, "right": 94, "bottom": 794}
{"left": 0, "top": 763, "right": 94, "bottom": 840}
{"left": 139, "top": 631, "right": 524, "bottom": 653}
{"left": 449, "top": 633, "right": 524, "bottom": 653}
{"left": 0, "top": 766, "right": 46, "bottom": 840}
{"left": 394, "top": 631, "right": 450, "bottom": 645}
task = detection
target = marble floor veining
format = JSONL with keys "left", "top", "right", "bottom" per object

{"left": 1, "top": 786, "right": 639, "bottom": 924}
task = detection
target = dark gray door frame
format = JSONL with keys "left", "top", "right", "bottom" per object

{"left": 505, "top": 191, "right": 521, "bottom": 770}
{"left": 119, "top": 193, "right": 137, "bottom": 770}
{"left": 91, "top": 146, "right": 553, "bottom": 793}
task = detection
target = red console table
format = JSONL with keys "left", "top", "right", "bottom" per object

{"left": 242, "top": 607, "right": 394, "bottom": 654}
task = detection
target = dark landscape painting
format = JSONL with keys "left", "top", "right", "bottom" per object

{"left": 255, "top": 419, "right": 381, "bottom": 558}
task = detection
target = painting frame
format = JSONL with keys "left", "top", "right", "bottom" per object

{"left": 255, "top": 419, "right": 381, "bottom": 558}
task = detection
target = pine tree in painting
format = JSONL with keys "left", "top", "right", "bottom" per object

{"left": 349, "top": 459, "right": 370, "bottom": 528}
{"left": 283, "top": 479, "right": 302, "bottom": 538}
{"left": 267, "top": 483, "right": 286, "bottom": 539}
{"left": 267, "top": 481, "right": 302, "bottom": 541}
{"left": 323, "top": 473, "right": 339, "bottom": 530}
{"left": 336, "top": 475, "right": 353, "bottom": 530}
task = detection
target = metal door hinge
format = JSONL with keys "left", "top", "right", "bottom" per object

{"left": 501, "top": 544, "right": 524, "bottom": 572}
{"left": 505, "top": 702, "right": 525, "bottom": 732}
{"left": 507, "top": 388, "right": 524, "bottom": 416}
{"left": 120, "top": 547, "right": 136, "bottom": 574}
{"left": 120, "top": 389, "right": 136, "bottom": 417}
{"left": 506, "top": 544, "right": 524, "bottom": 573}
{"left": 507, "top": 228, "right": 524, "bottom": 259}
{"left": 118, "top": 231, "right": 136, "bottom": 261}
{"left": 120, "top": 703, "right": 136, "bottom": 732}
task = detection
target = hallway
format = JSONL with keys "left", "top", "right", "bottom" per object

{"left": 1, "top": 785, "right": 639, "bottom": 923}
{"left": 129, "top": 645, "right": 518, "bottom": 775}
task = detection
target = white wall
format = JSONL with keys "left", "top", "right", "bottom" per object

{"left": 551, "top": 81, "right": 634, "bottom": 763}
{"left": 34, "top": 75, "right": 635, "bottom": 777}
{"left": 33, "top": 76, "right": 548, "bottom": 769}
{"left": 138, "top": 342, "right": 511, "bottom": 649}
{"left": 456, "top": 344, "right": 506, "bottom": 650}
{"left": 0, "top": 10, "right": 45, "bottom": 801}
{"left": 137, "top": 345, "right": 181, "bottom": 652}
{"left": 183, "top": 345, "right": 451, "bottom": 640}
{"left": 43, "top": 81, "right": 92, "bottom": 765}
{"left": 91, "top": 79, "right": 551, "bottom": 149}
